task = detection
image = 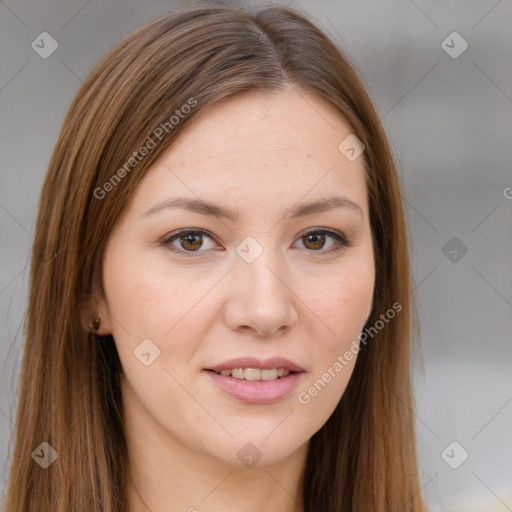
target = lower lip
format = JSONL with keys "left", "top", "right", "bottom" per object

{"left": 204, "top": 370, "right": 305, "bottom": 404}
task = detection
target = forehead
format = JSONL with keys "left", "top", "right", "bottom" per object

{"left": 130, "top": 88, "right": 368, "bottom": 218}
{"left": 169, "top": 88, "right": 359, "bottom": 163}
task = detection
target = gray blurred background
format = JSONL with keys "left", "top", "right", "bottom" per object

{"left": 1, "top": 0, "right": 511, "bottom": 510}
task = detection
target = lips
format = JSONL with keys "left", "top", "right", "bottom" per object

{"left": 205, "top": 356, "right": 305, "bottom": 373}
{"left": 204, "top": 367, "right": 305, "bottom": 404}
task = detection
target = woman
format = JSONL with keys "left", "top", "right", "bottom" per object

{"left": 3, "top": 3, "right": 426, "bottom": 511}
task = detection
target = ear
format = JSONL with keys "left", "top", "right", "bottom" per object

{"left": 82, "top": 291, "right": 113, "bottom": 336}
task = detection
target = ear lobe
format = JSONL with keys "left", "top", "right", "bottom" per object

{"left": 81, "top": 293, "right": 112, "bottom": 335}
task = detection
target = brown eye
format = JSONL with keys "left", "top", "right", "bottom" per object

{"left": 179, "top": 232, "right": 203, "bottom": 251}
{"left": 302, "top": 232, "right": 326, "bottom": 250}
{"left": 163, "top": 229, "right": 217, "bottom": 256}
{"left": 294, "top": 229, "right": 350, "bottom": 254}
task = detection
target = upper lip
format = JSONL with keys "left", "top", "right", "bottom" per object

{"left": 205, "top": 357, "right": 304, "bottom": 373}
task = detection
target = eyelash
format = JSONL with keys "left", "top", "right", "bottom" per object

{"left": 160, "top": 228, "right": 351, "bottom": 258}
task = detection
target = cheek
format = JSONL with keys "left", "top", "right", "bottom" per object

{"left": 104, "top": 248, "right": 197, "bottom": 335}
{"left": 293, "top": 261, "right": 374, "bottom": 430}
{"left": 308, "top": 257, "right": 374, "bottom": 347}
{"left": 300, "top": 253, "right": 374, "bottom": 398}
{"left": 102, "top": 249, "right": 221, "bottom": 377}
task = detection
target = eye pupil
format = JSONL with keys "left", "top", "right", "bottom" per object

{"left": 181, "top": 233, "right": 202, "bottom": 251}
{"left": 303, "top": 233, "right": 325, "bottom": 250}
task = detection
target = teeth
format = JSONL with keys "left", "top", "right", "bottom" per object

{"left": 215, "top": 368, "right": 291, "bottom": 380}
{"left": 231, "top": 368, "right": 244, "bottom": 379}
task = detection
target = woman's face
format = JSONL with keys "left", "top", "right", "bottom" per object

{"left": 96, "top": 88, "right": 374, "bottom": 468}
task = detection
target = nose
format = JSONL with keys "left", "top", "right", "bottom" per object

{"left": 223, "top": 250, "right": 299, "bottom": 337}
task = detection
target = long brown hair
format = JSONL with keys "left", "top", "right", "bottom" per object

{"left": 3, "top": 3, "right": 425, "bottom": 511}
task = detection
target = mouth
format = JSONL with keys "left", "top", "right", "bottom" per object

{"left": 207, "top": 367, "right": 299, "bottom": 381}
{"left": 203, "top": 357, "right": 305, "bottom": 403}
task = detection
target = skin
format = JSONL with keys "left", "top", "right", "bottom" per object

{"left": 93, "top": 87, "right": 375, "bottom": 512}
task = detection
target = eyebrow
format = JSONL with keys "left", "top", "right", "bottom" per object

{"left": 142, "top": 195, "right": 363, "bottom": 220}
